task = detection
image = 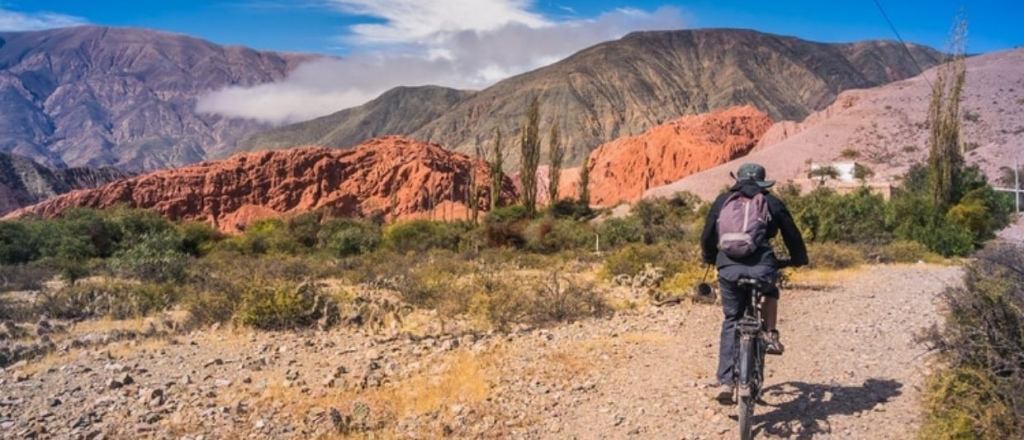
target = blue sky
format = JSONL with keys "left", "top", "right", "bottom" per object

{"left": 4, "top": 1, "right": 1018, "bottom": 124}
{"left": 3, "top": 0, "right": 1021, "bottom": 54}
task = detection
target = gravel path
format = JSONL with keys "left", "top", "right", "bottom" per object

{"left": 492, "top": 264, "right": 961, "bottom": 439}
{"left": 0, "top": 264, "right": 961, "bottom": 439}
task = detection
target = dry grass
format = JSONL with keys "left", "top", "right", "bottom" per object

{"left": 108, "top": 338, "right": 169, "bottom": 359}
{"left": 14, "top": 351, "right": 74, "bottom": 376}
{"left": 786, "top": 267, "right": 866, "bottom": 287}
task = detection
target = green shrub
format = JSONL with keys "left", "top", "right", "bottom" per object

{"left": 525, "top": 218, "right": 594, "bottom": 253}
{"left": 106, "top": 207, "right": 174, "bottom": 241}
{"left": 598, "top": 217, "right": 644, "bottom": 248}
{"left": 219, "top": 219, "right": 303, "bottom": 255}
{"left": 38, "top": 281, "right": 179, "bottom": 320}
{"left": 920, "top": 244, "right": 1024, "bottom": 439}
{"left": 483, "top": 205, "right": 530, "bottom": 247}
{"left": 178, "top": 222, "right": 223, "bottom": 257}
{"left": 530, "top": 272, "right": 606, "bottom": 324}
{"left": 792, "top": 188, "right": 889, "bottom": 244}
{"left": 839, "top": 148, "right": 861, "bottom": 159}
{"left": 236, "top": 280, "right": 320, "bottom": 330}
{"left": 109, "top": 230, "right": 189, "bottom": 282}
{"left": 806, "top": 243, "right": 863, "bottom": 270}
{"left": 878, "top": 240, "right": 938, "bottom": 263}
{"left": 468, "top": 272, "right": 530, "bottom": 331}
{"left": 383, "top": 220, "right": 470, "bottom": 253}
{"left": 602, "top": 244, "right": 685, "bottom": 278}
{"left": 545, "top": 200, "right": 594, "bottom": 221}
{"left": 318, "top": 219, "right": 381, "bottom": 257}
{"left": 629, "top": 194, "right": 698, "bottom": 244}
{"left": 287, "top": 212, "right": 323, "bottom": 249}
{"left": 390, "top": 252, "right": 471, "bottom": 307}
{"left": 0, "top": 222, "right": 36, "bottom": 264}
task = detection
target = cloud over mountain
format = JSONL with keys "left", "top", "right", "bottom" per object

{"left": 196, "top": 1, "right": 684, "bottom": 124}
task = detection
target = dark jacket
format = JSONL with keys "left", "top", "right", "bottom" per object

{"left": 700, "top": 180, "right": 809, "bottom": 268}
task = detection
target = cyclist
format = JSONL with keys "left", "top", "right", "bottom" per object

{"left": 699, "top": 163, "right": 808, "bottom": 403}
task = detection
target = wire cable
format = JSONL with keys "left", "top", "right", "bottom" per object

{"left": 871, "top": 0, "right": 933, "bottom": 86}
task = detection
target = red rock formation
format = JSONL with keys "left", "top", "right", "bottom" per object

{"left": 580, "top": 106, "right": 772, "bottom": 206}
{"left": 5, "top": 136, "right": 518, "bottom": 233}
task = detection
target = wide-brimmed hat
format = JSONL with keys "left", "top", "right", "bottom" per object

{"left": 731, "top": 163, "right": 775, "bottom": 188}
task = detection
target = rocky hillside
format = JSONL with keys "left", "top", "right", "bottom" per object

{"left": 581, "top": 106, "right": 772, "bottom": 205}
{"left": 648, "top": 48, "right": 1024, "bottom": 200}
{"left": 0, "top": 26, "right": 313, "bottom": 172}
{"left": 4, "top": 137, "right": 517, "bottom": 232}
{"left": 239, "top": 86, "right": 474, "bottom": 152}
{"left": 0, "top": 152, "right": 128, "bottom": 216}
{"left": 244, "top": 29, "right": 942, "bottom": 168}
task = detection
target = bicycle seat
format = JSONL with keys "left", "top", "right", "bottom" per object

{"left": 737, "top": 277, "right": 774, "bottom": 291}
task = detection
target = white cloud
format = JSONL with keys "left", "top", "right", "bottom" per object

{"left": 197, "top": 1, "right": 685, "bottom": 124}
{"left": 329, "top": 0, "right": 549, "bottom": 44}
{"left": 0, "top": 7, "right": 87, "bottom": 31}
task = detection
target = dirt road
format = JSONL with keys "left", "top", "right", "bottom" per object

{"left": 489, "top": 265, "right": 961, "bottom": 440}
{"left": 0, "top": 264, "right": 960, "bottom": 439}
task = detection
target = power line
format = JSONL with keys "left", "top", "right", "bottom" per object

{"left": 870, "top": 0, "right": 933, "bottom": 86}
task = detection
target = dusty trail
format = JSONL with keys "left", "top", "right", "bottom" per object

{"left": 490, "top": 265, "right": 961, "bottom": 439}
{"left": 0, "top": 265, "right": 960, "bottom": 439}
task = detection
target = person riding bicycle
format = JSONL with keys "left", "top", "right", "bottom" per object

{"left": 699, "top": 163, "right": 808, "bottom": 402}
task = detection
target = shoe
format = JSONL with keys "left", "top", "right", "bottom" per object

{"left": 765, "top": 330, "right": 785, "bottom": 356}
{"left": 713, "top": 383, "right": 734, "bottom": 404}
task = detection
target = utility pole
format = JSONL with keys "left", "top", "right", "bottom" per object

{"left": 1016, "top": 158, "right": 1020, "bottom": 214}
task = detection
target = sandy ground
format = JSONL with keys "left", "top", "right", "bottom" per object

{"left": 0, "top": 264, "right": 961, "bottom": 439}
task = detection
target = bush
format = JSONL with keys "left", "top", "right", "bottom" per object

{"left": 109, "top": 230, "right": 189, "bottom": 282}
{"left": 483, "top": 205, "right": 530, "bottom": 247}
{"left": 0, "top": 262, "right": 54, "bottom": 293}
{"left": 530, "top": 272, "right": 606, "bottom": 324}
{"left": 219, "top": 219, "right": 303, "bottom": 255}
{"left": 38, "top": 281, "right": 179, "bottom": 320}
{"left": 792, "top": 188, "right": 889, "bottom": 244}
{"left": 877, "top": 240, "right": 938, "bottom": 263}
{"left": 179, "top": 222, "right": 223, "bottom": 257}
{"left": 0, "top": 222, "right": 37, "bottom": 264}
{"left": 236, "top": 280, "right": 322, "bottom": 330}
{"left": 629, "top": 194, "right": 699, "bottom": 244}
{"left": 602, "top": 244, "right": 685, "bottom": 278}
{"left": 806, "top": 243, "right": 863, "bottom": 270}
{"left": 525, "top": 218, "right": 594, "bottom": 253}
{"left": 383, "top": 220, "right": 470, "bottom": 253}
{"left": 598, "top": 217, "right": 644, "bottom": 249}
{"left": 886, "top": 193, "right": 974, "bottom": 257}
{"left": 318, "top": 219, "right": 381, "bottom": 257}
{"left": 286, "top": 212, "right": 323, "bottom": 249}
{"left": 468, "top": 272, "right": 530, "bottom": 331}
{"left": 545, "top": 200, "right": 595, "bottom": 221}
{"left": 920, "top": 244, "right": 1024, "bottom": 439}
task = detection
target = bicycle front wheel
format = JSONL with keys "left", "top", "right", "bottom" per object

{"left": 737, "top": 336, "right": 756, "bottom": 440}
{"left": 738, "top": 394, "right": 754, "bottom": 440}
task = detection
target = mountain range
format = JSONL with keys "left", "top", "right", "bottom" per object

{"left": 245, "top": 29, "right": 943, "bottom": 168}
{"left": 0, "top": 26, "right": 312, "bottom": 172}
{"left": 0, "top": 151, "right": 128, "bottom": 215}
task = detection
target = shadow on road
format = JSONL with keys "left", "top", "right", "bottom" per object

{"left": 753, "top": 378, "right": 903, "bottom": 439}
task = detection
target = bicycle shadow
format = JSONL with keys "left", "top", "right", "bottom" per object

{"left": 750, "top": 378, "right": 903, "bottom": 439}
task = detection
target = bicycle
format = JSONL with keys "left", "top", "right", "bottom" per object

{"left": 731, "top": 261, "right": 787, "bottom": 440}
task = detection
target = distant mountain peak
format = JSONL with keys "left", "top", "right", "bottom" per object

{"left": 0, "top": 26, "right": 317, "bottom": 172}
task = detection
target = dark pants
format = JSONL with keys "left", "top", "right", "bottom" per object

{"left": 715, "top": 266, "right": 780, "bottom": 386}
